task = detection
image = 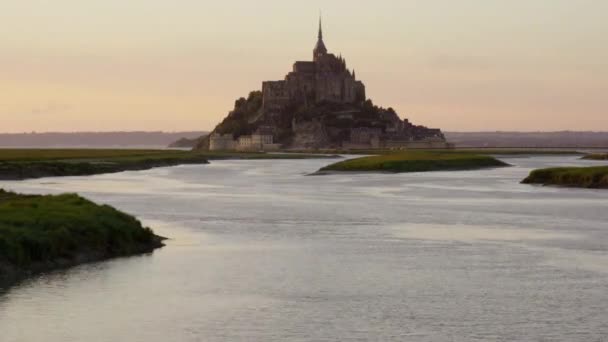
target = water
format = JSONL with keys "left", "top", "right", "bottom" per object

{"left": 1, "top": 155, "right": 607, "bottom": 341}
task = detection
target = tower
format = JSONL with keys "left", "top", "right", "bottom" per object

{"left": 313, "top": 15, "right": 327, "bottom": 61}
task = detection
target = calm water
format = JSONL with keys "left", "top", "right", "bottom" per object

{"left": 1, "top": 156, "right": 607, "bottom": 341}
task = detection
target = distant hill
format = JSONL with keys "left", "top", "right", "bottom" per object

{"left": 445, "top": 131, "right": 608, "bottom": 148}
{"left": 168, "top": 136, "right": 203, "bottom": 148}
{"left": 0, "top": 131, "right": 207, "bottom": 148}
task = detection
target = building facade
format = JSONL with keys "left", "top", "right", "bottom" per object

{"left": 262, "top": 18, "right": 366, "bottom": 112}
{"left": 209, "top": 132, "right": 278, "bottom": 152}
{"left": 209, "top": 133, "right": 236, "bottom": 151}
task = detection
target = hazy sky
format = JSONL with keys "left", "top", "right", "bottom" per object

{"left": 2, "top": 0, "right": 607, "bottom": 133}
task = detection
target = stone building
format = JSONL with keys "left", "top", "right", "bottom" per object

{"left": 236, "top": 132, "right": 278, "bottom": 151}
{"left": 209, "top": 129, "right": 278, "bottom": 152}
{"left": 262, "top": 18, "right": 366, "bottom": 112}
{"left": 201, "top": 18, "right": 448, "bottom": 152}
{"left": 347, "top": 127, "right": 382, "bottom": 149}
{"left": 209, "top": 133, "right": 236, "bottom": 151}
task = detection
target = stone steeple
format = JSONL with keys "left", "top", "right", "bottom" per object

{"left": 318, "top": 15, "right": 323, "bottom": 40}
{"left": 313, "top": 15, "right": 327, "bottom": 60}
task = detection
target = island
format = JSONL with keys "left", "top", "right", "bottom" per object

{"left": 0, "top": 149, "right": 340, "bottom": 181}
{"left": 314, "top": 151, "right": 509, "bottom": 174}
{"left": 0, "top": 190, "right": 165, "bottom": 286}
{"left": 522, "top": 166, "right": 608, "bottom": 188}
{"left": 193, "top": 18, "right": 448, "bottom": 153}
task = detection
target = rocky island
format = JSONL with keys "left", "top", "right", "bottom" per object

{"left": 0, "top": 190, "right": 165, "bottom": 287}
{"left": 195, "top": 18, "right": 447, "bottom": 152}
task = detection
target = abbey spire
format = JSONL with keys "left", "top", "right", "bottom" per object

{"left": 313, "top": 15, "right": 327, "bottom": 60}
{"left": 318, "top": 15, "right": 323, "bottom": 40}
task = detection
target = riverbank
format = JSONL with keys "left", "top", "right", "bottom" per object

{"left": 582, "top": 153, "right": 608, "bottom": 160}
{"left": 522, "top": 166, "right": 608, "bottom": 189}
{"left": 0, "top": 190, "right": 165, "bottom": 287}
{"left": 315, "top": 151, "right": 509, "bottom": 174}
{"left": 0, "top": 149, "right": 339, "bottom": 180}
{"left": 288, "top": 148, "right": 584, "bottom": 156}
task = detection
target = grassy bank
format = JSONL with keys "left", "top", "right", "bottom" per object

{"left": 0, "top": 190, "right": 164, "bottom": 286}
{"left": 288, "top": 148, "right": 583, "bottom": 156}
{"left": 582, "top": 153, "right": 608, "bottom": 160}
{"left": 522, "top": 166, "right": 608, "bottom": 188}
{"left": 316, "top": 151, "right": 509, "bottom": 174}
{"left": 0, "top": 149, "right": 338, "bottom": 180}
{"left": 196, "top": 151, "right": 340, "bottom": 160}
{"left": 0, "top": 149, "right": 209, "bottom": 180}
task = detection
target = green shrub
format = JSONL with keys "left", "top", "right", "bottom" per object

{"left": 0, "top": 191, "right": 160, "bottom": 268}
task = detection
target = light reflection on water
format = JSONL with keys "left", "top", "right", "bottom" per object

{"left": 0, "top": 155, "right": 607, "bottom": 341}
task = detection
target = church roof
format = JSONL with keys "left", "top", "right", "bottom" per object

{"left": 315, "top": 39, "right": 327, "bottom": 54}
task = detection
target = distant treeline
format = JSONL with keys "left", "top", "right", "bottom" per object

{"left": 0, "top": 131, "right": 207, "bottom": 148}
{"left": 445, "top": 131, "right": 608, "bottom": 148}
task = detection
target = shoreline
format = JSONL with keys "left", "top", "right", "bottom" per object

{"left": 316, "top": 151, "right": 510, "bottom": 174}
{"left": 0, "top": 191, "right": 167, "bottom": 290}
{"left": 521, "top": 166, "right": 608, "bottom": 189}
{"left": 0, "top": 158, "right": 210, "bottom": 181}
{"left": 0, "top": 236, "right": 165, "bottom": 290}
{"left": 310, "top": 164, "right": 509, "bottom": 176}
{"left": 0, "top": 149, "right": 340, "bottom": 181}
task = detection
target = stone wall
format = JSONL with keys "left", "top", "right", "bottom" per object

{"left": 236, "top": 134, "right": 275, "bottom": 152}
{"left": 209, "top": 134, "right": 235, "bottom": 151}
{"left": 262, "top": 81, "right": 290, "bottom": 112}
{"left": 291, "top": 119, "right": 330, "bottom": 149}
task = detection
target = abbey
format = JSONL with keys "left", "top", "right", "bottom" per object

{"left": 262, "top": 18, "right": 366, "bottom": 112}
{"left": 200, "top": 18, "right": 447, "bottom": 151}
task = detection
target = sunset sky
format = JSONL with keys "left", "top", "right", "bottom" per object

{"left": 2, "top": 0, "right": 607, "bottom": 133}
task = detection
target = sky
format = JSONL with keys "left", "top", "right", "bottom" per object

{"left": 1, "top": 0, "right": 607, "bottom": 133}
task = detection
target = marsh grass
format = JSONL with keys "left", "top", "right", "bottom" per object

{"left": 582, "top": 153, "right": 608, "bottom": 160}
{"left": 522, "top": 166, "right": 608, "bottom": 188}
{"left": 0, "top": 190, "right": 162, "bottom": 276}
{"left": 0, "top": 149, "right": 337, "bottom": 180}
{"left": 318, "top": 151, "right": 509, "bottom": 173}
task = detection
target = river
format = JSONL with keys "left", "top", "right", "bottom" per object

{"left": 1, "top": 155, "right": 607, "bottom": 341}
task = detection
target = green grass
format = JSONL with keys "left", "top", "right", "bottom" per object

{"left": 317, "top": 151, "right": 509, "bottom": 173}
{"left": 197, "top": 151, "right": 340, "bottom": 160}
{"left": 582, "top": 153, "right": 608, "bottom": 160}
{"left": 447, "top": 148, "right": 583, "bottom": 155}
{"left": 288, "top": 148, "right": 583, "bottom": 156}
{"left": 0, "top": 149, "right": 339, "bottom": 162}
{"left": 0, "top": 149, "right": 338, "bottom": 180}
{"left": 522, "top": 166, "right": 608, "bottom": 188}
{"left": 0, "top": 149, "right": 210, "bottom": 180}
{"left": 0, "top": 190, "right": 163, "bottom": 281}
{"left": 0, "top": 149, "right": 182, "bottom": 162}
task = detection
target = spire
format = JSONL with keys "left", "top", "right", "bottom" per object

{"left": 313, "top": 13, "right": 328, "bottom": 60}
{"left": 318, "top": 14, "right": 323, "bottom": 40}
